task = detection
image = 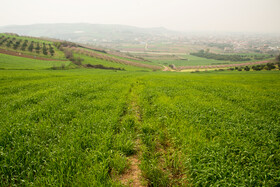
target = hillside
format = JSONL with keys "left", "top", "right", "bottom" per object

{"left": 0, "top": 33, "right": 162, "bottom": 71}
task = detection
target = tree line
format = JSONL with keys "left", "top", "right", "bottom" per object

{"left": 191, "top": 50, "right": 252, "bottom": 62}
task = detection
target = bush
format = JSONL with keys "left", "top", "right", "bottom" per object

{"left": 64, "top": 49, "right": 73, "bottom": 59}
{"left": 267, "top": 63, "right": 276, "bottom": 70}
{"left": 70, "top": 57, "right": 84, "bottom": 66}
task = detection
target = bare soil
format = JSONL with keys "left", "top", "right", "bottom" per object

{"left": 119, "top": 154, "right": 145, "bottom": 187}
{"left": 163, "top": 66, "right": 171, "bottom": 71}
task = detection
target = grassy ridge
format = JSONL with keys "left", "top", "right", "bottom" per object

{"left": 0, "top": 69, "right": 279, "bottom": 186}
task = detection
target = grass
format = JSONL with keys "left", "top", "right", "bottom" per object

{"left": 0, "top": 61, "right": 279, "bottom": 186}
{"left": 77, "top": 47, "right": 157, "bottom": 66}
{"left": 74, "top": 53, "right": 153, "bottom": 71}
{"left": 151, "top": 54, "right": 225, "bottom": 66}
{"left": 137, "top": 71, "right": 280, "bottom": 186}
{"left": 151, "top": 54, "right": 273, "bottom": 67}
{"left": 0, "top": 53, "right": 70, "bottom": 70}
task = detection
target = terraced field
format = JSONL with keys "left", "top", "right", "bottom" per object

{"left": 0, "top": 69, "right": 279, "bottom": 186}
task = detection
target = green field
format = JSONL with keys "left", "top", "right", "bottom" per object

{"left": 0, "top": 68, "right": 279, "bottom": 186}
{"left": 0, "top": 53, "right": 70, "bottom": 70}
{"left": 152, "top": 54, "right": 227, "bottom": 66}
{"left": 150, "top": 54, "right": 273, "bottom": 67}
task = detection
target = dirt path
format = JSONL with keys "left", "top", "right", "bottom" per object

{"left": 119, "top": 143, "right": 144, "bottom": 187}
{"left": 118, "top": 82, "right": 145, "bottom": 187}
{"left": 162, "top": 65, "right": 171, "bottom": 71}
{"left": 0, "top": 48, "right": 66, "bottom": 61}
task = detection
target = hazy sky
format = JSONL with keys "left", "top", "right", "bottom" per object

{"left": 1, "top": 0, "right": 280, "bottom": 33}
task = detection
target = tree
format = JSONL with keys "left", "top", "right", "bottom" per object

{"left": 13, "top": 40, "right": 21, "bottom": 50}
{"left": 244, "top": 66, "right": 250, "bottom": 71}
{"left": 28, "top": 41, "right": 34, "bottom": 52}
{"left": 276, "top": 54, "right": 280, "bottom": 62}
{"left": 35, "top": 43, "right": 40, "bottom": 54}
{"left": 42, "top": 43, "right": 48, "bottom": 55}
{"left": 48, "top": 44, "right": 55, "bottom": 56}
{"left": 54, "top": 42, "right": 61, "bottom": 49}
{"left": 21, "top": 40, "right": 28, "bottom": 51}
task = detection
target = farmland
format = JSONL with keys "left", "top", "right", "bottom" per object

{"left": 0, "top": 33, "right": 280, "bottom": 186}
{"left": 117, "top": 50, "right": 273, "bottom": 69}
{"left": 0, "top": 68, "right": 279, "bottom": 186}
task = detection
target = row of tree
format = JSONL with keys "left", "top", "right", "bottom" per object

{"left": 190, "top": 50, "right": 251, "bottom": 61}
{"left": 0, "top": 36, "right": 55, "bottom": 56}
{"left": 227, "top": 62, "right": 279, "bottom": 71}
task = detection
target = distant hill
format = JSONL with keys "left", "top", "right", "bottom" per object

{"left": 0, "top": 23, "right": 177, "bottom": 44}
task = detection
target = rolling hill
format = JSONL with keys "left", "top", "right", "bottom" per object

{"left": 0, "top": 33, "right": 162, "bottom": 71}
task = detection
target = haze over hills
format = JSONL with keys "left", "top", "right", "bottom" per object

{"left": 0, "top": 23, "right": 179, "bottom": 44}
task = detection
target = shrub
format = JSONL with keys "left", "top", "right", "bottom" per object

{"left": 64, "top": 49, "right": 73, "bottom": 59}
{"left": 70, "top": 57, "right": 84, "bottom": 66}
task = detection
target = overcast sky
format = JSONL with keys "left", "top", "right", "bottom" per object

{"left": 1, "top": 0, "right": 280, "bottom": 33}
